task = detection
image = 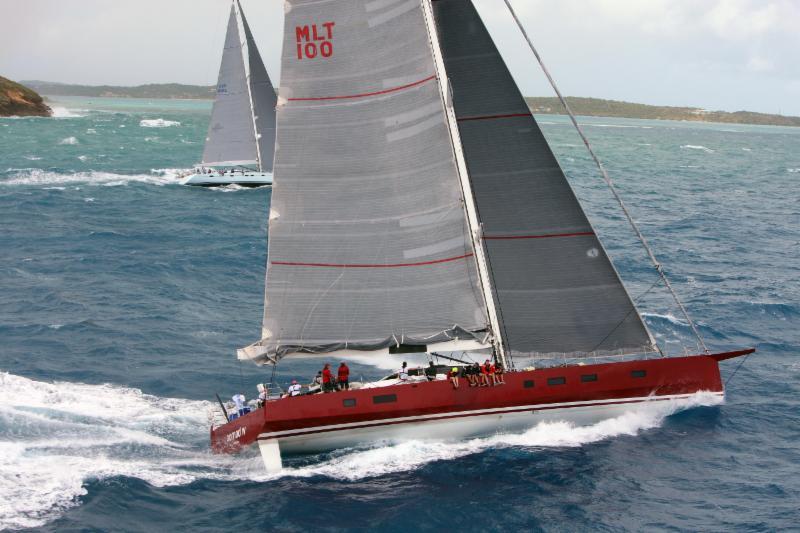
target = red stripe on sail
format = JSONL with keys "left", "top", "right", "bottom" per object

{"left": 288, "top": 75, "right": 437, "bottom": 102}
{"left": 483, "top": 232, "right": 595, "bottom": 240}
{"left": 457, "top": 113, "right": 530, "bottom": 122}
{"left": 271, "top": 253, "right": 474, "bottom": 268}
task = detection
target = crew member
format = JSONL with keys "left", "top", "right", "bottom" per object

{"left": 494, "top": 361, "right": 506, "bottom": 385}
{"left": 322, "top": 363, "right": 333, "bottom": 393}
{"left": 288, "top": 379, "right": 303, "bottom": 397}
{"left": 425, "top": 361, "right": 437, "bottom": 381}
{"left": 449, "top": 367, "right": 460, "bottom": 389}
{"left": 257, "top": 384, "right": 268, "bottom": 407}
{"left": 337, "top": 362, "right": 350, "bottom": 390}
{"left": 232, "top": 393, "right": 247, "bottom": 416}
{"left": 398, "top": 361, "right": 409, "bottom": 382}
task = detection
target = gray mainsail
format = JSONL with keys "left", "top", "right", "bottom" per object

{"left": 239, "top": 0, "right": 491, "bottom": 364}
{"left": 202, "top": 3, "right": 259, "bottom": 168}
{"left": 239, "top": 1, "right": 277, "bottom": 172}
{"left": 432, "top": 0, "right": 654, "bottom": 357}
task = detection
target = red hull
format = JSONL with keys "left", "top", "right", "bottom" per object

{"left": 210, "top": 349, "right": 753, "bottom": 453}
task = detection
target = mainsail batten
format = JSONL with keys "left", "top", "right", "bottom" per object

{"left": 432, "top": 0, "right": 655, "bottom": 357}
{"left": 242, "top": 0, "right": 490, "bottom": 364}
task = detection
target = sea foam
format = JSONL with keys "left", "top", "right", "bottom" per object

{"left": 58, "top": 136, "right": 79, "bottom": 145}
{"left": 681, "top": 144, "right": 714, "bottom": 153}
{"left": 0, "top": 370, "right": 724, "bottom": 528}
{"left": 1, "top": 169, "right": 186, "bottom": 187}
{"left": 139, "top": 118, "right": 181, "bottom": 128}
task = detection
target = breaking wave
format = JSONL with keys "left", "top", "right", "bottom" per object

{"left": 139, "top": 118, "right": 181, "bottom": 128}
{"left": 58, "top": 136, "right": 79, "bottom": 145}
{"left": 0, "top": 371, "right": 722, "bottom": 529}
{"left": 681, "top": 144, "right": 714, "bottom": 153}
{"left": 1, "top": 169, "right": 186, "bottom": 187}
{"left": 788, "top": 168, "right": 800, "bottom": 173}
{"left": 50, "top": 107, "right": 86, "bottom": 118}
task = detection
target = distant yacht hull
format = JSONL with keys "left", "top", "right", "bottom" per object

{"left": 181, "top": 171, "right": 272, "bottom": 187}
{"left": 210, "top": 349, "right": 753, "bottom": 471}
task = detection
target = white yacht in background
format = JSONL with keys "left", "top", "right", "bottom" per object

{"left": 182, "top": 0, "right": 276, "bottom": 187}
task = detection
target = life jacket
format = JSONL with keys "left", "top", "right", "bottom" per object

{"left": 338, "top": 365, "right": 349, "bottom": 380}
{"left": 322, "top": 368, "right": 332, "bottom": 383}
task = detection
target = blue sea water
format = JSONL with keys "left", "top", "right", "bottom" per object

{"left": 1, "top": 96, "right": 798, "bottom": 531}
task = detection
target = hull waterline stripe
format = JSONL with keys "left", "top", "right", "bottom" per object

{"left": 457, "top": 112, "right": 531, "bottom": 122}
{"left": 271, "top": 253, "right": 474, "bottom": 269}
{"left": 256, "top": 392, "right": 721, "bottom": 440}
{"left": 288, "top": 75, "right": 437, "bottom": 102}
{"left": 483, "top": 231, "right": 595, "bottom": 241}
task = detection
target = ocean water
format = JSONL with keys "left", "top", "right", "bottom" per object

{"left": 1, "top": 96, "right": 798, "bottom": 531}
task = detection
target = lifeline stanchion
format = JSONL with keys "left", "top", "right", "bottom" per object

{"left": 503, "top": 0, "right": 709, "bottom": 354}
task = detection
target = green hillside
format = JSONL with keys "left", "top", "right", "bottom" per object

{"left": 526, "top": 96, "right": 800, "bottom": 127}
{"left": 0, "top": 76, "right": 52, "bottom": 117}
{"left": 22, "top": 81, "right": 215, "bottom": 100}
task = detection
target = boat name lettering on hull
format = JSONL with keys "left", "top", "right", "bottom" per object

{"left": 226, "top": 426, "right": 247, "bottom": 443}
{"left": 296, "top": 22, "right": 335, "bottom": 59}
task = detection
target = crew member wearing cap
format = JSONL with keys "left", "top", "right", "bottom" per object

{"left": 288, "top": 379, "right": 303, "bottom": 397}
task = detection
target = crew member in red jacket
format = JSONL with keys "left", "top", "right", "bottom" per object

{"left": 337, "top": 362, "right": 350, "bottom": 390}
{"left": 322, "top": 363, "right": 333, "bottom": 393}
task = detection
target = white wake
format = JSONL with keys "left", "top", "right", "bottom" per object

{"left": 0, "top": 371, "right": 722, "bottom": 529}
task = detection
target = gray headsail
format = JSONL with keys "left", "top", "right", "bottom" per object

{"left": 239, "top": 0, "right": 277, "bottom": 172}
{"left": 432, "top": 0, "right": 654, "bottom": 357}
{"left": 202, "top": 3, "right": 259, "bottom": 168}
{"left": 239, "top": 0, "right": 491, "bottom": 364}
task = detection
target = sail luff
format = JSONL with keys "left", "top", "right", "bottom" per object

{"left": 237, "top": 0, "right": 278, "bottom": 173}
{"left": 420, "top": 0, "right": 508, "bottom": 369}
{"left": 234, "top": 0, "right": 262, "bottom": 172}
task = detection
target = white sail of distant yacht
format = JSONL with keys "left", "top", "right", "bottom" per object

{"left": 182, "top": 0, "right": 276, "bottom": 187}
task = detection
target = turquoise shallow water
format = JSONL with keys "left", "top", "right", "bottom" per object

{"left": 0, "top": 97, "right": 798, "bottom": 531}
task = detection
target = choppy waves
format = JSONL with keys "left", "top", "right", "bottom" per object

{"left": 140, "top": 119, "right": 181, "bottom": 128}
{"left": 0, "top": 371, "right": 722, "bottom": 529}
{"left": 1, "top": 168, "right": 186, "bottom": 187}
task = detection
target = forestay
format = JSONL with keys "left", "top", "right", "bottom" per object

{"left": 202, "top": 3, "right": 259, "bottom": 168}
{"left": 239, "top": 1, "right": 277, "bottom": 172}
{"left": 433, "top": 0, "right": 655, "bottom": 357}
{"left": 239, "top": 0, "right": 490, "bottom": 363}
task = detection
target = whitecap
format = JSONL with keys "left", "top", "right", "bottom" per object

{"left": 0, "top": 370, "right": 721, "bottom": 529}
{"left": 83, "top": 197, "right": 95, "bottom": 203}
{"left": 140, "top": 118, "right": 181, "bottom": 128}
{"left": 788, "top": 168, "right": 800, "bottom": 173}
{"left": 680, "top": 144, "right": 714, "bottom": 153}
{"left": 23, "top": 155, "right": 42, "bottom": 161}
{"left": 58, "top": 136, "right": 79, "bottom": 145}
{"left": 643, "top": 312, "right": 689, "bottom": 326}
{"left": 1, "top": 169, "right": 184, "bottom": 187}
{"left": 50, "top": 107, "right": 86, "bottom": 118}
{"left": 77, "top": 155, "right": 89, "bottom": 162}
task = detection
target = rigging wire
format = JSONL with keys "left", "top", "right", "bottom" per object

{"left": 502, "top": 0, "right": 709, "bottom": 355}
{"left": 724, "top": 351, "right": 752, "bottom": 387}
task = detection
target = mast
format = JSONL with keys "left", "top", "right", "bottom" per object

{"left": 420, "top": 0, "right": 509, "bottom": 370}
{"left": 235, "top": 0, "right": 262, "bottom": 172}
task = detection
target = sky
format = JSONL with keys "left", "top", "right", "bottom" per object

{"left": 1, "top": 0, "right": 799, "bottom": 115}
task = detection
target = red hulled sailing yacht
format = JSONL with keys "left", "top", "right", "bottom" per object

{"left": 210, "top": 0, "right": 753, "bottom": 471}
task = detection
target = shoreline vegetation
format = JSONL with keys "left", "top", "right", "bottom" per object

{"left": 18, "top": 80, "right": 800, "bottom": 127}
{"left": 0, "top": 77, "right": 52, "bottom": 117}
